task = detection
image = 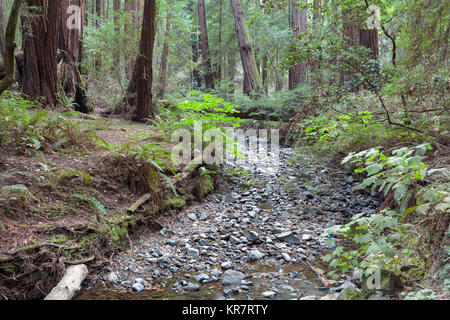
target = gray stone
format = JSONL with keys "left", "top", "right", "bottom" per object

{"left": 302, "top": 234, "right": 313, "bottom": 241}
{"left": 262, "top": 290, "right": 276, "bottom": 299}
{"left": 187, "top": 247, "right": 200, "bottom": 258}
{"left": 108, "top": 272, "right": 119, "bottom": 284}
{"left": 229, "top": 235, "right": 241, "bottom": 244}
{"left": 187, "top": 213, "right": 197, "bottom": 221}
{"left": 194, "top": 274, "right": 210, "bottom": 283}
{"left": 221, "top": 262, "right": 232, "bottom": 270}
{"left": 186, "top": 282, "right": 200, "bottom": 291}
{"left": 275, "top": 232, "right": 301, "bottom": 245}
{"left": 320, "top": 293, "right": 339, "bottom": 300}
{"left": 132, "top": 283, "right": 145, "bottom": 292}
{"left": 248, "top": 231, "right": 259, "bottom": 242}
{"left": 282, "top": 253, "right": 292, "bottom": 262}
{"left": 222, "top": 270, "right": 244, "bottom": 286}
{"left": 248, "top": 249, "right": 265, "bottom": 261}
{"left": 300, "top": 295, "right": 317, "bottom": 300}
{"left": 165, "top": 239, "right": 177, "bottom": 246}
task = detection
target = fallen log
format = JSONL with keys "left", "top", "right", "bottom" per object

{"left": 127, "top": 193, "right": 152, "bottom": 213}
{"left": 44, "top": 264, "right": 88, "bottom": 300}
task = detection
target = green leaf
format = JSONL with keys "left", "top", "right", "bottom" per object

{"left": 365, "top": 163, "right": 384, "bottom": 176}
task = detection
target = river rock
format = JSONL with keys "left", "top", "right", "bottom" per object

{"left": 187, "top": 213, "right": 197, "bottom": 221}
{"left": 275, "top": 232, "right": 301, "bottom": 245}
{"left": 132, "top": 283, "right": 144, "bottom": 292}
{"left": 262, "top": 290, "right": 276, "bottom": 299}
{"left": 222, "top": 270, "right": 244, "bottom": 286}
{"left": 248, "top": 231, "right": 259, "bottom": 242}
{"left": 187, "top": 248, "right": 200, "bottom": 258}
{"left": 221, "top": 262, "right": 232, "bottom": 270}
{"left": 248, "top": 249, "right": 265, "bottom": 261}
{"left": 108, "top": 272, "right": 119, "bottom": 284}
{"left": 186, "top": 282, "right": 200, "bottom": 291}
{"left": 282, "top": 253, "right": 292, "bottom": 262}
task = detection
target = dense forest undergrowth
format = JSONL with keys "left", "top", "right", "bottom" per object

{"left": 0, "top": 0, "right": 448, "bottom": 300}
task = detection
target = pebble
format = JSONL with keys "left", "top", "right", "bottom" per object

{"left": 131, "top": 283, "right": 144, "bottom": 292}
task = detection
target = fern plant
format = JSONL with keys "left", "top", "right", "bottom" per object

{"left": 342, "top": 143, "right": 433, "bottom": 215}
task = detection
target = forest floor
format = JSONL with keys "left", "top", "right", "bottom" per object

{"left": 0, "top": 105, "right": 448, "bottom": 300}
{"left": 0, "top": 111, "right": 219, "bottom": 300}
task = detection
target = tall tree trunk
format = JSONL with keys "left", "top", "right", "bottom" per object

{"left": 124, "top": 0, "right": 138, "bottom": 79}
{"left": 126, "top": 0, "right": 157, "bottom": 122}
{"left": 340, "top": 8, "right": 360, "bottom": 84}
{"left": 113, "top": 0, "right": 121, "bottom": 69}
{"left": 0, "top": 0, "right": 22, "bottom": 96}
{"left": 289, "top": 0, "right": 307, "bottom": 90}
{"left": 58, "top": 0, "right": 90, "bottom": 113}
{"left": 275, "top": 54, "right": 283, "bottom": 91}
{"left": 189, "top": 0, "right": 201, "bottom": 89}
{"left": 20, "top": 0, "right": 59, "bottom": 106}
{"left": 197, "top": 0, "right": 215, "bottom": 89}
{"left": 157, "top": 5, "right": 172, "bottom": 99}
{"left": 229, "top": 0, "right": 263, "bottom": 96}
{"left": 95, "top": 0, "right": 102, "bottom": 70}
{"left": 216, "top": 0, "right": 223, "bottom": 81}
{"left": 262, "top": 54, "right": 268, "bottom": 95}
{"left": 226, "top": 50, "right": 236, "bottom": 95}
{"left": 0, "top": 0, "right": 7, "bottom": 64}
{"left": 359, "top": 29, "right": 379, "bottom": 58}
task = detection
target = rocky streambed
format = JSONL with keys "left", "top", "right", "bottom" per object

{"left": 75, "top": 145, "right": 383, "bottom": 300}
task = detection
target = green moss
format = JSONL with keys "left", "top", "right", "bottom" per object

{"left": 164, "top": 197, "right": 186, "bottom": 209}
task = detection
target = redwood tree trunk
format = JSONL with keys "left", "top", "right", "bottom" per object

{"left": 58, "top": 0, "right": 90, "bottom": 113}
{"left": 0, "top": 0, "right": 6, "bottom": 64}
{"left": 189, "top": 0, "right": 201, "bottom": 89}
{"left": 289, "top": 0, "right": 307, "bottom": 89}
{"left": 216, "top": 0, "right": 223, "bottom": 81}
{"left": 229, "top": 0, "right": 263, "bottom": 96}
{"left": 95, "top": 0, "right": 102, "bottom": 70}
{"left": 0, "top": 0, "right": 22, "bottom": 96}
{"left": 21, "top": 0, "right": 59, "bottom": 106}
{"left": 126, "top": 0, "right": 157, "bottom": 122}
{"left": 340, "top": 8, "right": 361, "bottom": 84}
{"left": 157, "top": 5, "right": 172, "bottom": 99}
{"left": 113, "top": 0, "right": 121, "bottom": 69}
{"left": 360, "top": 29, "right": 379, "bottom": 58}
{"left": 197, "top": 0, "right": 215, "bottom": 89}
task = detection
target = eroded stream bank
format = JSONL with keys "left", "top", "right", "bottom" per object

{"left": 76, "top": 146, "right": 382, "bottom": 300}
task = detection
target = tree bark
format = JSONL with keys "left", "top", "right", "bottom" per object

{"left": 359, "top": 29, "right": 379, "bottom": 58}
{"left": 262, "top": 54, "right": 268, "bottom": 95}
{"left": 340, "top": 8, "right": 361, "bottom": 84}
{"left": 216, "top": 0, "right": 223, "bottom": 81}
{"left": 0, "top": 0, "right": 7, "bottom": 64}
{"left": 0, "top": 0, "right": 22, "bottom": 96}
{"left": 126, "top": 0, "right": 157, "bottom": 122}
{"left": 289, "top": 0, "right": 307, "bottom": 90}
{"left": 20, "top": 0, "right": 59, "bottom": 106}
{"left": 189, "top": 0, "right": 201, "bottom": 89}
{"left": 113, "top": 0, "right": 121, "bottom": 69}
{"left": 58, "top": 0, "right": 90, "bottom": 113}
{"left": 197, "top": 0, "right": 215, "bottom": 89}
{"left": 229, "top": 0, "right": 263, "bottom": 96}
{"left": 95, "top": 0, "right": 102, "bottom": 70}
{"left": 157, "top": 5, "right": 172, "bottom": 99}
